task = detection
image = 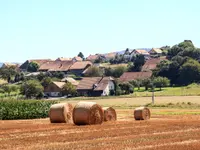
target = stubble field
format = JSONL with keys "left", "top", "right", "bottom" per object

{"left": 1, "top": 108, "right": 200, "bottom": 150}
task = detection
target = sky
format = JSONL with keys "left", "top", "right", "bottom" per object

{"left": 0, "top": 0, "right": 200, "bottom": 63}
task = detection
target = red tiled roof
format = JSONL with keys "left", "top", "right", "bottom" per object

{"left": 56, "top": 57, "right": 72, "bottom": 61}
{"left": 29, "top": 59, "right": 52, "bottom": 66}
{"left": 86, "top": 54, "right": 99, "bottom": 61}
{"left": 119, "top": 72, "right": 152, "bottom": 83}
{"left": 94, "top": 77, "right": 114, "bottom": 91}
{"left": 77, "top": 77, "right": 102, "bottom": 90}
{"left": 73, "top": 56, "right": 83, "bottom": 61}
{"left": 70, "top": 61, "right": 92, "bottom": 70}
{"left": 77, "top": 77, "right": 114, "bottom": 91}
{"left": 103, "top": 53, "right": 116, "bottom": 59}
{"left": 142, "top": 57, "right": 167, "bottom": 71}
{"left": 39, "top": 60, "right": 73, "bottom": 71}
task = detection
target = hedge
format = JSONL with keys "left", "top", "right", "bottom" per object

{"left": 0, "top": 99, "right": 58, "bottom": 120}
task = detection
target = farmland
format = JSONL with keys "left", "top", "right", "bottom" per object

{"left": 1, "top": 96, "right": 200, "bottom": 149}
{"left": 1, "top": 108, "right": 200, "bottom": 150}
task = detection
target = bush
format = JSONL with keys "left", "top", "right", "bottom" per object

{"left": 0, "top": 99, "right": 57, "bottom": 120}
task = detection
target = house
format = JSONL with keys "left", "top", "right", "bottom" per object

{"left": 119, "top": 72, "right": 152, "bottom": 83}
{"left": 56, "top": 57, "right": 72, "bottom": 61}
{"left": 20, "top": 59, "right": 51, "bottom": 71}
{"left": 123, "top": 48, "right": 133, "bottom": 60}
{"left": 103, "top": 52, "right": 117, "bottom": 61}
{"left": 142, "top": 57, "right": 167, "bottom": 71}
{"left": 56, "top": 56, "right": 82, "bottom": 62}
{"left": 69, "top": 61, "right": 93, "bottom": 76}
{"left": 61, "top": 77, "right": 79, "bottom": 86}
{"left": 1, "top": 63, "right": 19, "bottom": 68}
{"left": 44, "top": 81, "right": 65, "bottom": 97}
{"left": 73, "top": 56, "right": 83, "bottom": 62}
{"left": 77, "top": 76, "right": 115, "bottom": 96}
{"left": 39, "top": 60, "right": 74, "bottom": 73}
{"left": 149, "top": 48, "right": 162, "bottom": 56}
{"left": 130, "top": 49, "right": 150, "bottom": 59}
{"left": 86, "top": 54, "right": 101, "bottom": 62}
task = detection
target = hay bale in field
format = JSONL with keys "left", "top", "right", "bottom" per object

{"left": 73, "top": 101, "right": 104, "bottom": 125}
{"left": 134, "top": 107, "right": 150, "bottom": 120}
{"left": 103, "top": 107, "right": 117, "bottom": 121}
{"left": 49, "top": 103, "right": 73, "bottom": 123}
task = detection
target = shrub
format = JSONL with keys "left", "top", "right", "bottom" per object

{"left": 0, "top": 99, "right": 57, "bottom": 120}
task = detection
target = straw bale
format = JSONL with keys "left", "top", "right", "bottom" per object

{"left": 103, "top": 107, "right": 117, "bottom": 121}
{"left": 49, "top": 103, "right": 73, "bottom": 123}
{"left": 134, "top": 107, "right": 151, "bottom": 120}
{"left": 73, "top": 101, "right": 104, "bottom": 125}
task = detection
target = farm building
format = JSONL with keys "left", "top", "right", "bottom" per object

{"left": 130, "top": 49, "right": 150, "bottom": 59}
{"left": 149, "top": 48, "right": 162, "bottom": 56}
{"left": 20, "top": 59, "right": 52, "bottom": 71}
{"left": 39, "top": 60, "right": 74, "bottom": 73}
{"left": 61, "top": 77, "right": 79, "bottom": 86}
{"left": 119, "top": 72, "right": 152, "bottom": 83}
{"left": 142, "top": 57, "right": 167, "bottom": 71}
{"left": 44, "top": 81, "right": 65, "bottom": 97}
{"left": 69, "top": 61, "right": 93, "bottom": 76}
{"left": 56, "top": 56, "right": 82, "bottom": 62}
{"left": 86, "top": 54, "right": 100, "bottom": 62}
{"left": 1, "top": 63, "right": 19, "bottom": 68}
{"left": 77, "top": 76, "right": 115, "bottom": 96}
{"left": 103, "top": 52, "right": 117, "bottom": 61}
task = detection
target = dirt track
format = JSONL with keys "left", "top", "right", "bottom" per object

{"left": 1, "top": 109, "right": 200, "bottom": 150}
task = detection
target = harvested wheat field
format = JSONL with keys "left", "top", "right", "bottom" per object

{"left": 1, "top": 109, "right": 200, "bottom": 150}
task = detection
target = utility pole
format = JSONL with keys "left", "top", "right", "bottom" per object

{"left": 152, "top": 86, "right": 155, "bottom": 104}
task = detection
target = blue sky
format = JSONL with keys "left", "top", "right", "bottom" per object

{"left": 0, "top": 0, "right": 200, "bottom": 62}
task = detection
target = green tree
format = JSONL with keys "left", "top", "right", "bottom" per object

{"left": 142, "top": 78, "right": 151, "bottom": 91}
{"left": 112, "top": 66, "right": 127, "bottom": 78}
{"left": 178, "top": 59, "right": 200, "bottom": 85}
{"left": 119, "top": 82, "right": 133, "bottom": 94}
{"left": 27, "top": 62, "right": 39, "bottom": 72}
{"left": 41, "top": 77, "right": 53, "bottom": 88}
{"left": 0, "top": 67, "right": 17, "bottom": 82}
{"left": 130, "top": 54, "right": 145, "bottom": 71}
{"left": 178, "top": 40, "right": 194, "bottom": 49}
{"left": 20, "top": 80, "right": 44, "bottom": 98}
{"left": 84, "top": 66, "right": 103, "bottom": 77}
{"left": 62, "top": 82, "right": 76, "bottom": 96}
{"left": 153, "top": 77, "right": 170, "bottom": 90}
{"left": 78, "top": 52, "right": 85, "bottom": 60}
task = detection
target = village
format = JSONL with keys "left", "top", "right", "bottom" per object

{"left": 0, "top": 43, "right": 172, "bottom": 99}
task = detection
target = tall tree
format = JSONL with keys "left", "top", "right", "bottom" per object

{"left": 20, "top": 80, "right": 44, "bottom": 98}
{"left": 153, "top": 77, "right": 170, "bottom": 90}
{"left": 62, "top": 82, "right": 76, "bottom": 96}
{"left": 78, "top": 52, "right": 85, "bottom": 60}
{"left": 178, "top": 59, "right": 200, "bottom": 85}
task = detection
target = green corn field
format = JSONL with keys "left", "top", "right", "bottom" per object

{"left": 0, "top": 99, "right": 58, "bottom": 120}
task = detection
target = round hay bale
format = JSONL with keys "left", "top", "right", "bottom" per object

{"left": 73, "top": 101, "right": 104, "bottom": 125}
{"left": 134, "top": 107, "right": 151, "bottom": 120}
{"left": 49, "top": 103, "right": 73, "bottom": 123}
{"left": 103, "top": 107, "right": 117, "bottom": 121}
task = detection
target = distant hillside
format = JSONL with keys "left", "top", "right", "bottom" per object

{"left": 0, "top": 62, "right": 3, "bottom": 68}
